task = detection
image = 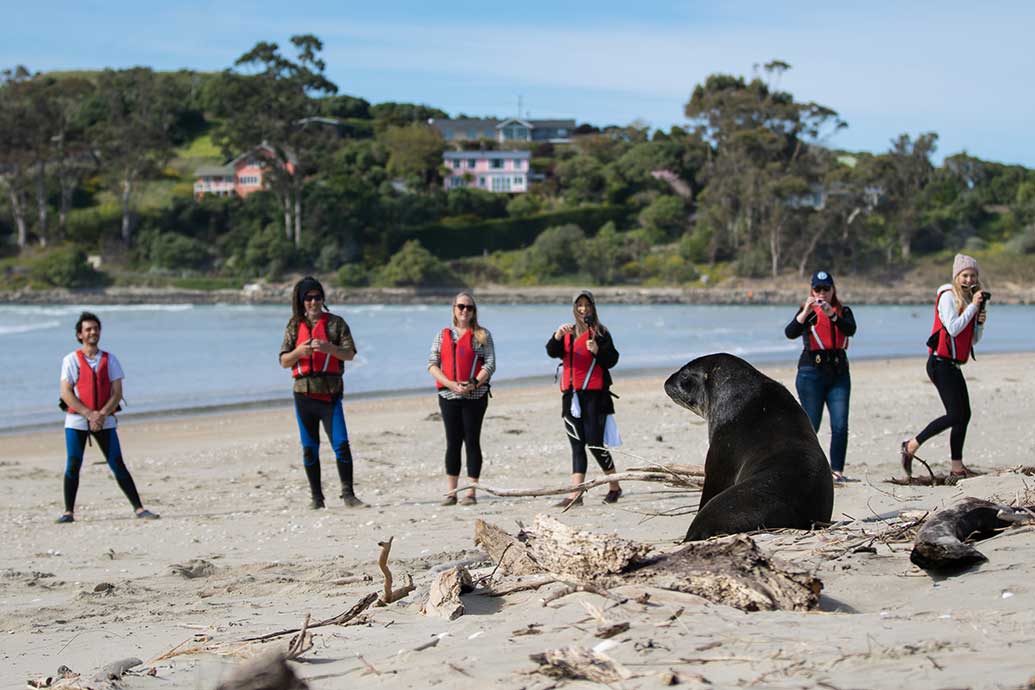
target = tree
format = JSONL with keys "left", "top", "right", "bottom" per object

{"left": 93, "top": 68, "right": 187, "bottom": 244}
{"left": 0, "top": 66, "right": 33, "bottom": 247}
{"left": 213, "top": 35, "right": 339, "bottom": 247}
{"left": 381, "top": 124, "right": 444, "bottom": 187}
{"left": 881, "top": 133, "right": 938, "bottom": 259}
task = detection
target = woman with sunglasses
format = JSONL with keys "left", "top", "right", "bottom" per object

{"left": 427, "top": 292, "right": 496, "bottom": 506}
{"left": 546, "top": 290, "right": 622, "bottom": 507}
{"left": 279, "top": 276, "right": 365, "bottom": 509}
{"left": 785, "top": 270, "right": 857, "bottom": 482}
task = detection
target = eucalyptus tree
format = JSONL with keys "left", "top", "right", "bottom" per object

{"left": 0, "top": 66, "right": 33, "bottom": 247}
{"left": 213, "top": 35, "right": 338, "bottom": 247}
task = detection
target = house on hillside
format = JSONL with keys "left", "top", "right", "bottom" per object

{"left": 443, "top": 150, "right": 531, "bottom": 193}
{"left": 193, "top": 144, "right": 296, "bottom": 199}
{"left": 429, "top": 117, "right": 576, "bottom": 144}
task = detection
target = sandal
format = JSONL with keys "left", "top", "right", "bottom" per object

{"left": 900, "top": 441, "right": 914, "bottom": 477}
{"left": 459, "top": 495, "right": 477, "bottom": 506}
{"left": 440, "top": 495, "right": 457, "bottom": 506}
{"left": 553, "top": 495, "right": 583, "bottom": 508}
{"left": 602, "top": 488, "right": 622, "bottom": 504}
{"left": 55, "top": 514, "right": 75, "bottom": 524}
{"left": 831, "top": 471, "right": 845, "bottom": 484}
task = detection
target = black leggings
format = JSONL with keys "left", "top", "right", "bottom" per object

{"left": 562, "top": 390, "right": 615, "bottom": 475}
{"left": 64, "top": 428, "right": 142, "bottom": 512}
{"left": 439, "top": 395, "right": 489, "bottom": 478}
{"left": 916, "top": 355, "right": 972, "bottom": 461}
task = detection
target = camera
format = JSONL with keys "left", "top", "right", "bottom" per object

{"left": 584, "top": 313, "right": 596, "bottom": 327}
{"left": 979, "top": 290, "right": 991, "bottom": 312}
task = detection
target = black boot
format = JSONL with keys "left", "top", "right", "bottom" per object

{"left": 304, "top": 462, "right": 324, "bottom": 509}
{"left": 336, "top": 445, "right": 366, "bottom": 507}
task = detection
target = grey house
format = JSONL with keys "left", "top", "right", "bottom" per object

{"left": 429, "top": 117, "right": 576, "bottom": 143}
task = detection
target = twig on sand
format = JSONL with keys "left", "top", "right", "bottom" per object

{"left": 285, "top": 613, "right": 313, "bottom": 660}
{"left": 243, "top": 592, "right": 379, "bottom": 642}
{"left": 452, "top": 470, "right": 702, "bottom": 499}
{"left": 541, "top": 581, "right": 626, "bottom": 607}
{"left": 376, "top": 537, "right": 416, "bottom": 606}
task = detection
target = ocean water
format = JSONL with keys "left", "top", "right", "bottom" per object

{"left": 1, "top": 302, "right": 1030, "bottom": 432}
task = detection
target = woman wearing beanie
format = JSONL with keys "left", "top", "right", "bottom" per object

{"left": 901, "top": 254, "right": 989, "bottom": 480}
{"left": 427, "top": 292, "right": 496, "bottom": 506}
{"left": 784, "top": 270, "right": 857, "bottom": 483}
{"left": 279, "top": 276, "right": 366, "bottom": 508}
{"left": 546, "top": 290, "right": 622, "bottom": 507}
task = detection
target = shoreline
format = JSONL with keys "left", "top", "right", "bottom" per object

{"left": 5, "top": 350, "right": 1032, "bottom": 438}
{"left": 5, "top": 283, "right": 1035, "bottom": 306}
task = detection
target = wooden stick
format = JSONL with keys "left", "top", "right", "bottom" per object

{"left": 286, "top": 613, "right": 312, "bottom": 660}
{"left": 451, "top": 471, "right": 702, "bottom": 498}
{"left": 243, "top": 592, "right": 378, "bottom": 642}
{"left": 376, "top": 537, "right": 416, "bottom": 605}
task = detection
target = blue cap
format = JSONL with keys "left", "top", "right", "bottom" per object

{"left": 811, "top": 270, "right": 834, "bottom": 288}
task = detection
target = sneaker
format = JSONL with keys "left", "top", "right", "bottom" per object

{"left": 459, "top": 495, "right": 477, "bottom": 506}
{"left": 440, "top": 495, "right": 457, "bottom": 506}
{"left": 603, "top": 488, "right": 622, "bottom": 504}
{"left": 135, "top": 509, "right": 160, "bottom": 520}
{"left": 341, "top": 494, "right": 367, "bottom": 508}
{"left": 55, "top": 514, "right": 75, "bottom": 524}
{"left": 553, "top": 495, "right": 583, "bottom": 508}
{"left": 310, "top": 497, "right": 326, "bottom": 510}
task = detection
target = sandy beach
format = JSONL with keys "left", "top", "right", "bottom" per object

{"left": 3, "top": 353, "right": 1035, "bottom": 689}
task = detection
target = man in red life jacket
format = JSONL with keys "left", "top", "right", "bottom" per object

{"left": 280, "top": 277, "right": 366, "bottom": 509}
{"left": 56, "top": 311, "right": 159, "bottom": 524}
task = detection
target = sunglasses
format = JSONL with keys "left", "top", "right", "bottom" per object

{"left": 303, "top": 293, "right": 323, "bottom": 302}
{"left": 813, "top": 286, "right": 832, "bottom": 293}
{"left": 455, "top": 304, "right": 475, "bottom": 312}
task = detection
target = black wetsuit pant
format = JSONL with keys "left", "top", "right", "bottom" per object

{"left": 438, "top": 394, "right": 489, "bottom": 479}
{"left": 916, "top": 355, "right": 972, "bottom": 461}
{"left": 293, "top": 393, "right": 354, "bottom": 500}
{"left": 561, "top": 390, "right": 615, "bottom": 475}
{"left": 63, "top": 428, "right": 142, "bottom": 513}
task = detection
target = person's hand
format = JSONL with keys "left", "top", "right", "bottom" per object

{"left": 971, "top": 289, "right": 984, "bottom": 307}
{"left": 977, "top": 310, "right": 987, "bottom": 325}
{"left": 554, "top": 323, "right": 574, "bottom": 340}
{"left": 586, "top": 338, "right": 599, "bottom": 354}
{"left": 88, "top": 411, "right": 104, "bottom": 431}
{"left": 451, "top": 381, "right": 467, "bottom": 395}
{"left": 310, "top": 338, "right": 333, "bottom": 354}
{"left": 817, "top": 300, "right": 834, "bottom": 318}
{"left": 296, "top": 340, "right": 314, "bottom": 358}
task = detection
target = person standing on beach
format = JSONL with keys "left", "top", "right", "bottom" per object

{"left": 279, "top": 277, "right": 365, "bottom": 509}
{"left": 901, "top": 254, "right": 989, "bottom": 480}
{"left": 546, "top": 290, "right": 622, "bottom": 507}
{"left": 56, "top": 312, "right": 159, "bottom": 524}
{"left": 427, "top": 292, "right": 496, "bottom": 506}
{"left": 784, "top": 271, "right": 857, "bottom": 483}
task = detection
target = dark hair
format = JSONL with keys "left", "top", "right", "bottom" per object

{"left": 75, "top": 311, "right": 101, "bottom": 343}
{"left": 291, "top": 276, "right": 327, "bottom": 323}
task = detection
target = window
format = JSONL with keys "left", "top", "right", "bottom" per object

{"left": 490, "top": 159, "right": 504, "bottom": 169}
{"left": 442, "top": 130, "right": 453, "bottom": 140}
{"left": 452, "top": 159, "right": 462, "bottom": 169}
{"left": 238, "top": 175, "right": 260, "bottom": 186}
{"left": 514, "top": 176, "right": 524, "bottom": 186}
{"left": 557, "top": 129, "right": 568, "bottom": 137}
{"left": 478, "top": 176, "right": 486, "bottom": 187}
{"left": 484, "top": 130, "right": 494, "bottom": 138}
{"left": 467, "top": 128, "right": 477, "bottom": 139}
{"left": 513, "top": 159, "right": 523, "bottom": 170}
{"left": 467, "top": 159, "right": 476, "bottom": 169}
{"left": 491, "top": 176, "right": 512, "bottom": 192}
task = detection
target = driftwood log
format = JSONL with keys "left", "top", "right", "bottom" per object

{"left": 214, "top": 652, "right": 308, "bottom": 690}
{"left": 474, "top": 519, "right": 547, "bottom": 576}
{"left": 454, "top": 465, "right": 704, "bottom": 499}
{"left": 910, "top": 497, "right": 1033, "bottom": 571}
{"left": 475, "top": 515, "right": 822, "bottom": 612}
{"left": 529, "top": 646, "right": 633, "bottom": 683}
{"left": 421, "top": 566, "right": 473, "bottom": 620}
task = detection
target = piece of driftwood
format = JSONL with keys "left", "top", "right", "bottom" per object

{"left": 243, "top": 592, "right": 378, "bottom": 642}
{"left": 474, "top": 519, "right": 546, "bottom": 577}
{"left": 214, "top": 652, "right": 308, "bottom": 690}
{"left": 421, "top": 566, "right": 473, "bottom": 620}
{"left": 520, "top": 514, "right": 653, "bottom": 581}
{"left": 284, "top": 614, "right": 312, "bottom": 661}
{"left": 376, "top": 537, "right": 415, "bottom": 605}
{"left": 170, "top": 559, "right": 216, "bottom": 579}
{"left": 477, "top": 517, "right": 822, "bottom": 612}
{"left": 454, "top": 468, "right": 703, "bottom": 499}
{"left": 482, "top": 575, "right": 557, "bottom": 597}
{"left": 910, "top": 497, "right": 1031, "bottom": 571}
{"left": 529, "top": 646, "right": 633, "bottom": 683}
{"left": 93, "top": 657, "right": 142, "bottom": 681}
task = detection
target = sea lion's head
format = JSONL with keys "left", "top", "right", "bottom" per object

{"left": 665, "top": 353, "right": 764, "bottom": 423}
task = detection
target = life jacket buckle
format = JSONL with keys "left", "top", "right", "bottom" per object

{"left": 815, "top": 354, "right": 822, "bottom": 365}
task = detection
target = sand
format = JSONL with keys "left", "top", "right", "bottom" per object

{"left": 2, "top": 354, "right": 1035, "bottom": 689}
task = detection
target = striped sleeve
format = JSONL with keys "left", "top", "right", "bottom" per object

{"left": 427, "top": 328, "right": 444, "bottom": 371}
{"left": 479, "top": 329, "right": 496, "bottom": 378}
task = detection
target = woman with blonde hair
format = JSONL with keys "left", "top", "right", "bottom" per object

{"left": 901, "top": 254, "right": 989, "bottom": 480}
{"left": 428, "top": 292, "right": 496, "bottom": 505}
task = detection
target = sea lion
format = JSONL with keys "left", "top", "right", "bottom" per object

{"left": 664, "top": 353, "right": 834, "bottom": 542}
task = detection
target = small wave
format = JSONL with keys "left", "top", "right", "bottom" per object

{"left": 0, "top": 320, "right": 61, "bottom": 336}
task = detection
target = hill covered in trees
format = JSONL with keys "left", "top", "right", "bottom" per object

{"left": 2, "top": 39, "right": 1034, "bottom": 293}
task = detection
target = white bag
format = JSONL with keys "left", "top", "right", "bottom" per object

{"left": 569, "top": 392, "right": 582, "bottom": 419}
{"left": 603, "top": 414, "right": 622, "bottom": 448}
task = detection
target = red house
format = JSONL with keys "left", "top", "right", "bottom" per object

{"left": 193, "top": 144, "right": 297, "bottom": 199}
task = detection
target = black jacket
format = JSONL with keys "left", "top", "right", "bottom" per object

{"left": 785, "top": 305, "right": 857, "bottom": 374}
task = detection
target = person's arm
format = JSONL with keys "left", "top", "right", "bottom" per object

{"left": 785, "top": 308, "right": 808, "bottom": 339}
{"left": 546, "top": 324, "right": 572, "bottom": 359}
{"left": 475, "top": 331, "right": 495, "bottom": 385}
{"left": 593, "top": 330, "right": 620, "bottom": 369}
{"left": 279, "top": 322, "right": 307, "bottom": 369}
{"left": 939, "top": 292, "right": 978, "bottom": 337}
{"left": 833, "top": 305, "right": 857, "bottom": 337}
{"left": 310, "top": 317, "right": 357, "bottom": 362}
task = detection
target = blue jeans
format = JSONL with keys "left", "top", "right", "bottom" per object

{"left": 795, "top": 366, "right": 851, "bottom": 473}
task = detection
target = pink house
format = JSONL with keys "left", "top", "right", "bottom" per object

{"left": 443, "top": 150, "right": 532, "bottom": 193}
{"left": 193, "top": 144, "right": 297, "bottom": 199}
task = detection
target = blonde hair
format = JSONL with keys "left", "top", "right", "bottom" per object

{"left": 452, "top": 292, "right": 487, "bottom": 345}
{"left": 951, "top": 272, "right": 982, "bottom": 315}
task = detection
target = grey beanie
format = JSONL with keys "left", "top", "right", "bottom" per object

{"left": 572, "top": 289, "right": 596, "bottom": 306}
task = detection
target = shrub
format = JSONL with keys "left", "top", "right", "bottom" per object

{"left": 1004, "top": 225, "right": 1035, "bottom": 254}
{"left": 337, "top": 262, "right": 370, "bottom": 287}
{"left": 30, "top": 247, "right": 108, "bottom": 288}
{"left": 639, "top": 195, "right": 688, "bottom": 240}
{"left": 511, "top": 224, "right": 586, "bottom": 281}
{"left": 150, "top": 233, "right": 211, "bottom": 271}
{"left": 506, "top": 194, "right": 542, "bottom": 218}
{"left": 376, "top": 240, "right": 457, "bottom": 286}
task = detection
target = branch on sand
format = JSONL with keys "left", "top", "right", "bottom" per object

{"left": 242, "top": 592, "right": 379, "bottom": 643}
{"left": 529, "top": 646, "right": 633, "bottom": 683}
{"left": 451, "top": 466, "right": 704, "bottom": 499}
{"left": 375, "top": 536, "right": 416, "bottom": 606}
{"left": 474, "top": 515, "right": 823, "bottom": 612}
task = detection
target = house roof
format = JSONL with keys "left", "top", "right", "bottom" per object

{"left": 195, "top": 165, "right": 234, "bottom": 177}
{"left": 496, "top": 118, "right": 575, "bottom": 129}
{"left": 443, "top": 150, "right": 532, "bottom": 160}
{"left": 228, "top": 143, "right": 298, "bottom": 167}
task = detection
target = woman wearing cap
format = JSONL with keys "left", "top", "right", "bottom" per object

{"left": 785, "top": 270, "right": 857, "bottom": 482}
{"left": 279, "top": 276, "right": 365, "bottom": 509}
{"left": 427, "top": 292, "right": 496, "bottom": 506}
{"left": 546, "top": 290, "right": 622, "bottom": 507}
{"left": 901, "top": 254, "right": 988, "bottom": 480}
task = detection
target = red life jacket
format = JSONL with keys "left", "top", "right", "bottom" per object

{"left": 437, "top": 328, "right": 484, "bottom": 389}
{"left": 75, "top": 350, "right": 111, "bottom": 412}
{"left": 929, "top": 288, "right": 975, "bottom": 363}
{"left": 560, "top": 331, "right": 605, "bottom": 392}
{"left": 293, "top": 315, "right": 344, "bottom": 379}
{"left": 806, "top": 306, "right": 849, "bottom": 351}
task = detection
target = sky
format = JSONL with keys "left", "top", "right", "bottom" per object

{"left": 4, "top": 1, "right": 1033, "bottom": 166}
